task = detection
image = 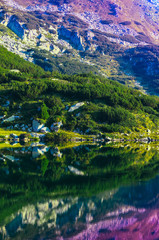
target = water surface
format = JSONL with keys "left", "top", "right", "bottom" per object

{"left": 1, "top": 143, "right": 159, "bottom": 239}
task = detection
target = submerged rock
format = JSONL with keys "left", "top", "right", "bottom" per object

{"left": 68, "top": 166, "right": 84, "bottom": 176}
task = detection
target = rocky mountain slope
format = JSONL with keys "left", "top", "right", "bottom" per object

{"left": 0, "top": 0, "right": 159, "bottom": 93}
{"left": 3, "top": 0, "right": 159, "bottom": 44}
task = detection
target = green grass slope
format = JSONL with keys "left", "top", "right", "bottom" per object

{"left": 0, "top": 45, "right": 159, "bottom": 137}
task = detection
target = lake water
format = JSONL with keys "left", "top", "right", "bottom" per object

{"left": 1, "top": 143, "right": 159, "bottom": 239}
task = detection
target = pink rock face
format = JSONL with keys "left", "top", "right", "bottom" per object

{"left": 66, "top": 207, "right": 159, "bottom": 240}
{"left": 4, "top": 0, "right": 159, "bottom": 44}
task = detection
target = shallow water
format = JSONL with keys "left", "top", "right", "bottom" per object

{"left": 0, "top": 143, "right": 159, "bottom": 239}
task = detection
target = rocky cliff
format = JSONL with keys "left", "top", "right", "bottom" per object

{"left": 0, "top": 0, "right": 159, "bottom": 93}
{"left": 7, "top": 15, "right": 24, "bottom": 39}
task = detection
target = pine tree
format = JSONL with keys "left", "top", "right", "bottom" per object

{"left": 41, "top": 102, "right": 49, "bottom": 120}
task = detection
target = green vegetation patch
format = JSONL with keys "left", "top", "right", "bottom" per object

{"left": 0, "top": 46, "right": 159, "bottom": 136}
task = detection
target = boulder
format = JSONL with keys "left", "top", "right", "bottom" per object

{"left": 3, "top": 115, "right": 21, "bottom": 122}
{"left": 40, "top": 127, "right": 51, "bottom": 133}
{"left": 68, "top": 102, "right": 84, "bottom": 112}
{"left": 32, "top": 120, "right": 45, "bottom": 132}
{"left": 10, "top": 69, "right": 21, "bottom": 73}
{"left": 51, "top": 121, "right": 63, "bottom": 132}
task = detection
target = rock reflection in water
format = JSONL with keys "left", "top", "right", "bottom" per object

{"left": 2, "top": 175, "right": 159, "bottom": 240}
{"left": 1, "top": 144, "right": 159, "bottom": 239}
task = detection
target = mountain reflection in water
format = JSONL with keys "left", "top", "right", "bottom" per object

{"left": 1, "top": 143, "right": 159, "bottom": 239}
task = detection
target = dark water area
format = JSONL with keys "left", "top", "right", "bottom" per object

{"left": 1, "top": 143, "right": 159, "bottom": 239}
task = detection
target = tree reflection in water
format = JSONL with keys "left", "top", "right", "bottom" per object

{"left": 0, "top": 143, "right": 159, "bottom": 239}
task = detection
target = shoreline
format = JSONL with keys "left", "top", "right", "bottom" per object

{"left": 1, "top": 127, "right": 159, "bottom": 146}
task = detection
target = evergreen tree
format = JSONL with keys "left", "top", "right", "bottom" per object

{"left": 41, "top": 102, "right": 49, "bottom": 120}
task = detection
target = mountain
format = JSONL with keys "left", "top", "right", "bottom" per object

{"left": 0, "top": 0, "right": 159, "bottom": 93}
{"left": 4, "top": 0, "right": 159, "bottom": 43}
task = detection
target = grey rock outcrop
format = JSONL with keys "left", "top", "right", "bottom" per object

{"left": 7, "top": 16, "right": 24, "bottom": 39}
{"left": 58, "top": 26, "right": 84, "bottom": 51}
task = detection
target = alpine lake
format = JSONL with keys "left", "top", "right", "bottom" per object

{"left": 1, "top": 141, "right": 159, "bottom": 240}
